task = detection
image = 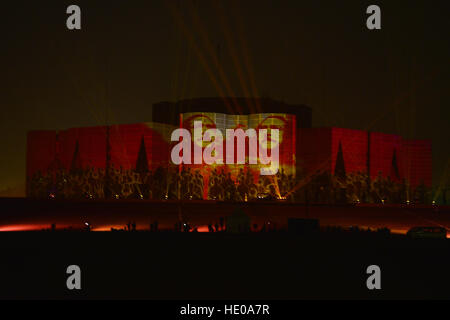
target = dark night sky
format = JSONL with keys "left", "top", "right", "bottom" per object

{"left": 0, "top": 0, "right": 449, "bottom": 196}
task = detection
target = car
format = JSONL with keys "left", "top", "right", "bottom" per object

{"left": 407, "top": 226, "right": 447, "bottom": 239}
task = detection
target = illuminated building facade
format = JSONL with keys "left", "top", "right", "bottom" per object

{"left": 296, "top": 128, "right": 432, "bottom": 189}
{"left": 26, "top": 98, "right": 432, "bottom": 203}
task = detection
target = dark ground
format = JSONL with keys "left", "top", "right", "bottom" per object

{"left": 1, "top": 198, "right": 449, "bottom": 234}
{"left": 0, "top": 231, "right": 449, "bottom": 300}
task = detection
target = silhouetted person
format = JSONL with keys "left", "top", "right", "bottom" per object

{"left": 131, "top": 221, "right": 136, "bottom": 231}
{"left": 219, "top": 217, "right": 224, "bottom": 231}
{"left": 208, "top": 223, "right": 214, "bottom": 232}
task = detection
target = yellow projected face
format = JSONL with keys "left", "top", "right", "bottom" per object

{"left": 256, "top": 115, "right": 287, "bottom": 148}
{"left": 183, "top": 114, "right": 218, "bottom": 148}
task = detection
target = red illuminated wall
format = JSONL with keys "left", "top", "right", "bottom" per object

{"left": 26, "top": 130, "right": 57, "bottom": 179}
{"left": 369, "top": 132, "right": 403, "bottom": 181}
{"left": 296, "top": 128, "right": 431, "bottom": 188}
{"left": 109, "top": 123, "right": 174, "bottom": 171}
{"left": 26, "top": 123, "right": 176, "bottom": 178}
{"left": 296, "top": 128, "right": 332, "bottom": 175}
{"left": 57, "top": 126, "right": 108, "bottom": 171}
{"left": 401, "top": 140, "right": 432, "bottom": 187}
{"left": 369, "top": 134, "right": 431, "bottom": 187}
{"left": 330, "top": 128, "right": 368, "bottom": 174}
{"left": 296, "top": 128, "right": 368, "bottom": 176}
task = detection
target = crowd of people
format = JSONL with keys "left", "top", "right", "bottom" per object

{"left": 207, "top": 168, "right": 296, "bottom": 201}
{"left": 295, "top": 171, "right": 431, "bottom": 204}
{"left": 28, "top": 165, "right": 431, "bottom": 204}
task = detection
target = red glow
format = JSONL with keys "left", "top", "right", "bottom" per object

{"left": 196, "top": 225, "right": 209, "bottom": 233}
{"left": 0, "top": 224, "right": 49, "bottom": 232}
